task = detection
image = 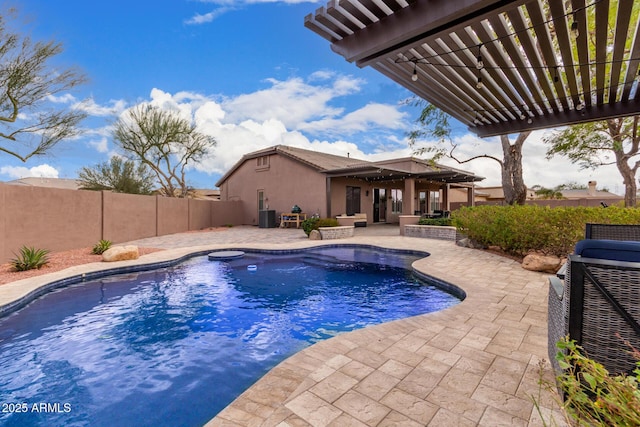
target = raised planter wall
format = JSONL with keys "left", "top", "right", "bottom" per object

{"left": 404, "top": 225, "right": 457, "bottom": 241}
{"left": 319, "top": 226, "right": 354, "bottom": 240}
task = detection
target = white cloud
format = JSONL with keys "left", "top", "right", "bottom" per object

{"left": 88, "top": 136, "right": 109, "bottom": 153}
{"left": 298, "top": 103, "right": 407, "bottom": 135}
{"left": 74, "top": 98, "right": 128, "bottom": 117}
{"left": 47, "top": 93, "right": 77, "bottom": 104}
{"left": 1, "top": 164, "right": 60, "bottom": 179}
{"left": 222, "top": 76, "right": 363, "bottom": 129}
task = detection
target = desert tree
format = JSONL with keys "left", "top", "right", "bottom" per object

{"left": 112, "top": 105, "right": 215, "bottom": 197}
{"left": 77, "top": 157, "right": 156, "bottom": 195}
{"left": 544, "top": 116, "right": 640, "bottom": 207}
{"left": 408, "top": 102, "right": 531, "bottom": 205}
{"left": 0, "top": 8, "right": 87, "bottom": 162}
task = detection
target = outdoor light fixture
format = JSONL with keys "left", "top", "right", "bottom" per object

{"left": 476, "top": 45, "right": 484, "bottom": 70}
{"left": 412, "top": 64, "right": 418, "bottom": 81}
{"left": 576, "top": 100, "right": 585, "bottom": 111}
{"left": 571, "top": 14, "right": 579, "bottom": 39}
{"left": 476, "top": 76, "right": 483, "bottom": 89}
{"left": 554, "top": 67, "right": 559, "bottom": 83}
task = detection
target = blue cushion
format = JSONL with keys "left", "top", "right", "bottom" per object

{"left": 574, "top": 239, "right": 640, "bottom": 263}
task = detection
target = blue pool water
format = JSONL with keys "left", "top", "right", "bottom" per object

{"left": 0, "top": 247, "right": 461, "bottom": 427}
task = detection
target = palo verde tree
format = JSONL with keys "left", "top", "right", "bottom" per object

{"left": 0, "top": 8, "right": 87, "bottom": 161}
{"left": 544, "top": 116, "right": 640, "bottom": 207}
{"left": 408, "top": 102, "right": 531, "bottom": 205}
{"left": 113, "top": 105, "right": 216, "bottom": 197}
{"left": 77, "top": 157, "right": 156, "bottom": 195}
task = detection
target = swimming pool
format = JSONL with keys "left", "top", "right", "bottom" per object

{"left": 0, "top": 246, "right": 462, "bottom": 427}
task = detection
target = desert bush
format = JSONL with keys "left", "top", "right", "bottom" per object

{"left": 541, "top": 338, "right": 640, "bottom": 426}
{"left": 418, "top": 217, "right": 453, "bottom": 226}
{"left": 301, "top": 217, "right": 339, "bottom": 236}
{"left": 11, "top": 246, "right": 50, "bottom": 271}
{"left": 452, "top": 205, "right": 640, "bottom": 256}
{"left": 92, "top": 239, "right": 112, "bottom": 255}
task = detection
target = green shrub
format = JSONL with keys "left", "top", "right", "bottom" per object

{"left": 452, "top": 205, "right": 640, "bottom": 256}
{"left": 92, "top": 239, "right": 112, "bottom": 255}
{"left": 418, "top": 217, "right": 453, "bottom": 226}
{"left": 546, "top": 338, "right": 640, "bottom": 426}
{"left": 301, "top": 217, "right": 339, "bottom": 236}
{"left": 11, "top": 246, "right": 50, "bottom": 271}
{"left": 317, "top": 218, "right": 339, "bottom": 227}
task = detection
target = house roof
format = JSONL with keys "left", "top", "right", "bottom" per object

{"left": 4, "top": 177, "right": 81, "bottom": 190}
{"left": 215, "top": 145, "right": 484, "bottom": 187}
{"left": 305, "top": 0, "right": 640, "bottom": 138}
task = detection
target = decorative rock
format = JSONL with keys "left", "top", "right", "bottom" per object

{"left": 308, "top": 229, "right": 322, "bottom": 240}
{"left": 522, "top": 253, "right": 562, "bottom": 273}
{"left": 102, "top": 245, "right": 140, "bottom": 262}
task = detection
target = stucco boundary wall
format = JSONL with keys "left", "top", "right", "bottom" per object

{"left": 0, "top": 183, "right": 243, "bottom": 263}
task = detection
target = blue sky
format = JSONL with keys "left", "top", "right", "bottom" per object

{"left": 0, "top": 0, "right": 623, "bottom": 193}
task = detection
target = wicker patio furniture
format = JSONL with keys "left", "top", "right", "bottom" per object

{"left": 548, "top": 227, "right": 640, "bottom": 376}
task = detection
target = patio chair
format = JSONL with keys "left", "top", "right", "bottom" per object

{"left": 548, "top": 237, "right": 640, "bottom": 376}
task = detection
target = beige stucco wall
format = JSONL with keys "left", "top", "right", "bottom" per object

{"left": 211, "top": 200, "right": 243, "bottom": 226}
{"left": 157, "top": 196, "right": 189, "bottom": 236}
{"left": 0, "top": 183, "right": 244, "bottom": 264}
{"left": 103, "top": 192, "right": 157, "bottom": 243}
{"left": 0, "top": 183, "right": 102, "bottom": 261}
{"left": 219, "top": 154, "right": 327, "bottom": 224}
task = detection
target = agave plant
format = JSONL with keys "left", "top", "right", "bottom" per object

{"left": 11, "top": 246, "right": 50, "bottom": 271}
{"left": 92, "top": 239, "right": 112, "bottom": 255}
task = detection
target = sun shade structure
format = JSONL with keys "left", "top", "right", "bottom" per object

{"left": 305, "top": 0, "right": 640, "bottom": 137}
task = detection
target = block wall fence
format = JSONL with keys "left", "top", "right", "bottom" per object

{"left": 0, "top": 183, "right": 242, "bottom": 264}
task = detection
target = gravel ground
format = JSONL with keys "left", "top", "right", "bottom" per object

{"left": 0, "top": 247, "right": 163, "bottom": 285}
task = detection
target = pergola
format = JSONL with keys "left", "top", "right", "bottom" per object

{"left": 305, "top": 0, "right": 640, "bottom": 137}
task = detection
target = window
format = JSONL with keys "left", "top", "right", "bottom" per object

{"left": 430, "top": 190, "right": 441, "bottom": 212}
{"left": 391, "top": 189, "right": 403, "bottom": 214}
{"left": 419, "top": 191, "right": 427, "bottom": 214}
{"left": 256, "top": 156, "right": 269, "bottom": 168}
{"left": 258, "top": 190, "right": 265, "bottom": 211}
{"left": 346, "top": 186, "right": 361, "bottom": 215}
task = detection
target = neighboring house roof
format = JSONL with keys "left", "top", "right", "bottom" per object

{"left": 4, "top": 177, "right": 81, "bottom": 190}
{"left": 560, "top": 189, "right": 621, "bottom": 200}
{"left": 216, "top": 145, "right": 484, "bottom": 187}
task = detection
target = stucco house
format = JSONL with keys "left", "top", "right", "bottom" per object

{"left": 215, "top": 145, "right": 483, "bottom": 226}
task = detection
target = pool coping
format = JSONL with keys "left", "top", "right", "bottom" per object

{"left": 0, "top": 236, "right": 565, "bottom": 426}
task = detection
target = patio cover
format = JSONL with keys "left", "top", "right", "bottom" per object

{"left": 305, "top": 0, "right": 640, "bottom": 137}
{"left": 324, "top": 161, "right": 484, "bottom": 183}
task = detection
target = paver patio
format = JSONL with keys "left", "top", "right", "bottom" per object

{"left": 0, "top": 225, "right": 566, "bottom": 426}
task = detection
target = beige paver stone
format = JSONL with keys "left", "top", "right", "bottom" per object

{"left": 379, "top": 388, "right": 438, "bottom": 424}
{"left": 345, "top": 347, "right": 388, "bottom": 369}
{"left": 308, "top": 365, "right": 336, "bottom": 382}
{"left": 377, "top": 410, "right": 424, "bottom": 427}
{"left": 326, "top": 412, "right": 369, "bottom": 427}
{"left": 338, "top": 360, "right": 375, "bottom": 381}
{"left": 285, "top": 391, "right": 342, "bottom": 426}
{"left": 439, "top": 366, "right": 483, "bottom": 396}
{"left": 396, "top": 367, "right": 443, "bottom": 399}
{"left": 308, "top": 371, "right": 358, "bottom": 403}
{"left": 415, "top": 343, "right": 461, "bottom": 366}
{"left": 333, "top": 390, "right": 391, "bottom": 426}
{"left": 481, "top": 356, "right": 528, "bottom": 395}
{"left": 210, "top": 406, "right": 265, "bottom": 427}
{"left": 425, "top": 385, "right": 487, "bottom": 423}
{"left": 478, "top": 405, "right": 528, "bottom": 426}
{"left": 472, "top": 383, "right": 533, "bottom": 420}
{"left": 353, "top": 370, "right": 400, "bottom": 401}
{"left": 378, "top": 359, "right": 413, "bottom": 379}
{"left": 380, "top": 344, "right": 424, "bottom": 367}
{"left": 428, "top": 408, "right": 479, "bottom": 427}
{"left": 324, "top": 354, "right": 352, "bottom": 370}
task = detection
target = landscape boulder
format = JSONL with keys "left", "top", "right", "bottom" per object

{"left": 308, "top": 230, "right": 322, "bottom": 240}
{"left": 522, "top": 253, "right": 562, "bottom": 273}
{"left": 102, "top": 245, "right": 140, "bottom": 262}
